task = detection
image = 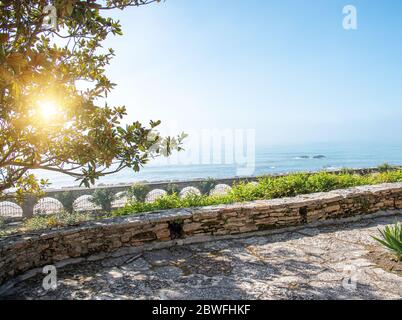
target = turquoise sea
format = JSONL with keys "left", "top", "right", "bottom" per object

{"left": 38, "top": 142, "right": 402, "bottom": 189}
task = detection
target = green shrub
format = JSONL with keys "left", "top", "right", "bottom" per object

{"left": 229, "top": 181, "right": 264, "bottom": 201}
{"left": 377, "top": 163, "right": 394, "bottom": 173}
{"left": 112, "top": 192, "right": 233, "bottom": 216}
{"left": 128, "top": 183, "right": 150, "bottom": 202}
{"left": 23, "top": 211, "right": 92, "bottom": 231}
{"left": 91, "top": 188, "right": 116, "bottom": 212}
{"left": 198, "top": 177, "right": 217, "bottom": 195}
{"left": 113, "top": 170, "right": 402, "bottom": 218}
{"left": 54, "top": 191, "right": 75, "bottom": 213}
{"left": 258, "top": 173, "right": 310, "bottom": 198}
{"left": 372, "top": 222, "right": 402, "bottom": 261}
{"left": 306, "top": 172, "right": 363, "bottom": 192}
{"left": 166, "top": 183, "right": 180, "bottom": 195}
{"left": 180, "top": 193, "right": 217, "bottom": 207}
{"left": 340, "top": 167, "right": 357, "bottom": 175}
{"left": 0, "top": 217, "right": 20, "bottom": 238}
{"left": 373, "top": 170, "right": 402, "bottom": 184}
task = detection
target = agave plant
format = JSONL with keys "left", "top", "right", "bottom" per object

{"left": 372, "top": 222, "right": 402, "bottom": 262}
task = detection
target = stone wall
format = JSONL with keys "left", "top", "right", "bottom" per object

{"left": 2, "top": 182, "right": 402, "bottom": 287}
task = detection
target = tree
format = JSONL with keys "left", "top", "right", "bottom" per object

{"left": 90, "top": 188, "right": 116, "bottom": 213}
{"left": 0, "top": 0, "right": 185, "bottom": 202}
{"left": 128, "top": 182, "right": 150, "bottom": 202}
{"left": 198, "top": 177, "right": 217, "bottom": 195}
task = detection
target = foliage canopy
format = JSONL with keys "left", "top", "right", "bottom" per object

{"left": 0, "top": 0, "right": 185, "bottom": 201}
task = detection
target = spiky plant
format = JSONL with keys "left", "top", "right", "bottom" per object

{"left": 372, "top": 222, "right": 402, "bottom": 262}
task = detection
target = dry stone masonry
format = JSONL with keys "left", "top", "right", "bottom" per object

{"left": 1, "top": 182, "right": 402, "bottom": 287}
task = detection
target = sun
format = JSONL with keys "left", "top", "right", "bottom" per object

{"left": 37, "top": 100, "right": 60, "bottom": 120}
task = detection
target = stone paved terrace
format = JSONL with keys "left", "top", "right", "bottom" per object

{"left": 2, "top": 213, "right": 401, "bottom": 300}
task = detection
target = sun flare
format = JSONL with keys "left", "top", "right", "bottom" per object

{"left": 37, "top": 100, "right": 60, "bottom": 120}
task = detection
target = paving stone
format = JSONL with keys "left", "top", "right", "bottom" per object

{"left": 1, "top": 214, "right": 401, "bottom": 300}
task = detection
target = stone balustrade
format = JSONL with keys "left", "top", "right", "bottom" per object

{"left": 0, "top": 167, "right": 385, "bottom": 218}
{"left": 1, "top": 182, "right": 402, "bottom": 287}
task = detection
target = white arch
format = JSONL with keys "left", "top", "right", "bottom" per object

{"left": 179, "top": 186, "right": 201, "bottom": 198}
{"left": 210, "top": 184, "right": 232, "bottom": 196}
{"left": 73, "top": 195, "right": 101, "bottom": 212}
{"left": 0, "top": 201, "right": 23, "bottom": 218}
{"left": 34, "top": 197, "right": 64, "bottom": 215}
{"left": 145, "top": 189, "right": 167, "bottom": 203}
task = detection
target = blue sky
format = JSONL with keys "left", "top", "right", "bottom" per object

{"left": 101, "top": 0, "right": 402, "bottom": 147}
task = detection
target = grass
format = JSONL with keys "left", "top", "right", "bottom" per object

{"left": 0, "top": 211, "right": 95, "bottom": 237}
{"left": 113, "top": 170, "right": 402, "bottom": 217}
{"left": 23, "top": 211, "right": 93, "bottom": 231}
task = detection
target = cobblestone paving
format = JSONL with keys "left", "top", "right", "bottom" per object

{"left": 2, "top": 214, "right": 402, "bottom": 300}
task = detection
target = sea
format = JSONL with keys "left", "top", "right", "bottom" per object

{"left": 37, "top": 142, "right": 402, "bottom": 189}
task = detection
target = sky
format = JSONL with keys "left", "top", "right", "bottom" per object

{"left": 99, "top": 0, "right": 402, "bottom": 147}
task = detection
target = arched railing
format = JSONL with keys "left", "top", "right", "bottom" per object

{"left": 0, "top": 167, "right": 386, "bottom": 218}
